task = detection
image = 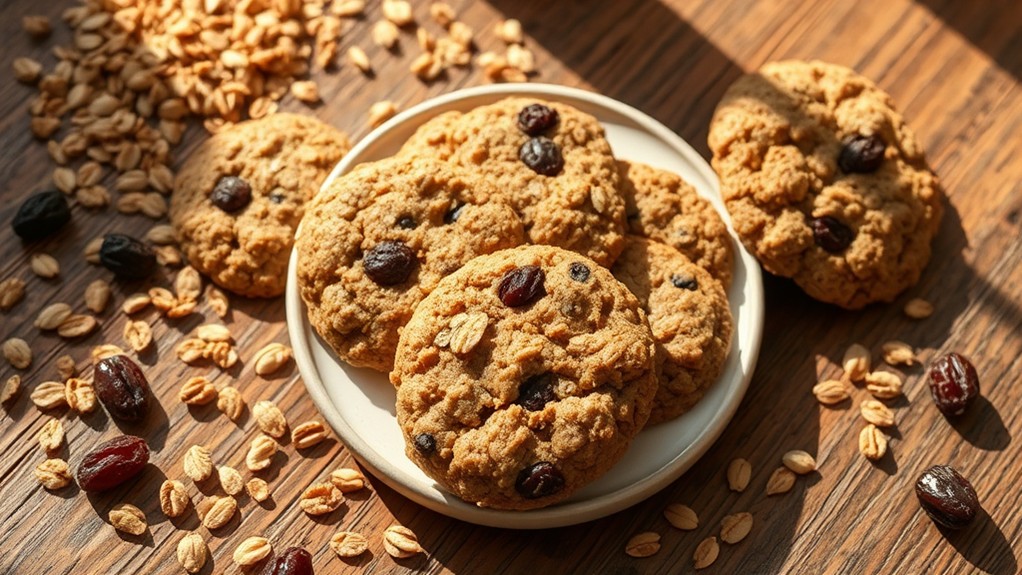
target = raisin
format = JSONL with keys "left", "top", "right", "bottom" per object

{"left": 915, "top": 465, "right": 979, "bottom": 529}
{"left": 94, "top": 355, "right": 152, "bottom": 422}
{"left": 266, "top": 547, "right": 313, "bottom": 575}
{"left": 517, "top": 103, "right": 559, "bottom": 136}
{"left": 363, "top": 241, "right": 416, "bottom": 285}
{"left": 444, "top": 203, "right": 465, "bottom": 224}
{"left": 810, "top": 216, "right": 855, "bottom": 253}
{"left": 927, "top": 352, "right": 980, "bottom": 417}
{"left": 515, "top": 461, "right": 565, "bottom": 499}
{"left": 497, "top": 265, "right": 546, "bottom": 307}
{"left": 76, "top": 435, "right": 149, "bottom": 492}
{"left": 671, "top": 273, "right": 697, "bottom": 290}
{"left": 210, "top": 176, "right": 252, "bottom": 213}
{"left": 839, "top": 134, "right": 886, "bottom": 174}
{"left": 516, "top": 373, "right": 556, "bottom": 411}
{"left": 99, "top": 234, "right": 157, "bottom": 280}
{"left": 519, "top": 137, "right": 564, "bottom": 176}
{"left": 12, "top": 191, "right": 71, "bottom": 240}
{"left": 414, "top": 433, "right": 436, "bottom": 455}
{"left": 568, "top": 262, "right": 590, "bottom": 283}
{"left": 397, "top": 215, "right": 417, "bottom": 229}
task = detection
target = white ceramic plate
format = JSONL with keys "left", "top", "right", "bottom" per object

{"left": 286, "top": 84, "right": 764, "bottom": 529}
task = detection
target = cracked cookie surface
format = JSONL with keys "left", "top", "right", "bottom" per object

{"left": 296, "top": 156, "right": 526, "bottom": 372}
{"left": 618, "top": 160, "right": 734, "bottom": 287}
{"left": 611, "top": 236, "right": 732, "bottom": 424}
{"left": 708, "top": 60, "right": 943, "bottom": 308}
{"left": 392, "top": 245, "right": 657, "bottom": 510}
{"left": 400, "top": 97, "right": 626, "bottom": 267}
{"left": 170, "top": 113, "right": 350, "bottom": 298}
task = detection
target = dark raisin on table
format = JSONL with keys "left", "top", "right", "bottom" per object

{"left": 12, "top": 191, "right": 71, "bottom": 240}
{"left": 915, "top": 464, "right": 979, "bottom": 529}
{"left": 927, "top": 352, "right": 980, "bottom": 417}
{"left": 76, "top": 435, "right": 150, "bottom": 492}
{"left": 99, "top": 234, "right": 157, "bottom": 280}
{"left": 94, "top": 354, "right": 152, "bottom": 422}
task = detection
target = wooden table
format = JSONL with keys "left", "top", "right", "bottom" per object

{"left": 2, "top": 0, "right": 1021, "bottom": 573}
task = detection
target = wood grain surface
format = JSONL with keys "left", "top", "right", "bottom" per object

{"left": 2, "top": 0, "right": 1021, "bottom": 573}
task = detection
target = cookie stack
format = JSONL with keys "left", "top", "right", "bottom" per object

{"left": 295, "top": 97, "right": 734, "bottom": 510}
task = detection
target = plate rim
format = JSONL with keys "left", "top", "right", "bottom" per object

{"left": 286, "top": 83, "right": 764, "bottom": 529}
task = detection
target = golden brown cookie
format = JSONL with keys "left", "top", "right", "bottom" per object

{"left": 611, "top": 236, "right": 732, "bottom": 424}
{"left": 296, "top": 156, "right": 526, "bottom": 372}
{"left": 170, "top": 113, "right": 350, "bottom": 298}
{"left": 618, "top": 160, "right": 734, "bottom": 287}
{"left": 392, "top": 245, "right": 657, "bottom": 510}
{"left": 400, "top": 97, "right": 626, "bottom": 267}
{"left": 708, "top": 60, "right": 943, "bottom": 309}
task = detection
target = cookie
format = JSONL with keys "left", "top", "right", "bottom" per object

{"left": 611, "top": 236, "right": 732, "bottom": 424}
{"left": 296, "top": 156, "right": 526, "bottom": 372}
{"left": 170, "top": 113, "right": 350, "bottom": 298}
{"left": 708, "top": 60, "right": 943, "bottom": 309}
{"left": 392, "top": 245, "right": 658, "bottom": 510}
{"left": 618, "top": 160, "right": 735, "bottom": 287}
{"left": 400, "top": 97, "right": 626, "bottom": 267}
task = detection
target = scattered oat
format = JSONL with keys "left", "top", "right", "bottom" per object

{"left": 30, "top": 254, "right": 60, "bottom": 279}
{"left": 0, "top": 278, "right": 26, "bottom": 310}
{"left": 204, "top": 285, "right": 229, "bottom": 318}
{"left": 720, "top": 512, "right": 753, "bottom": 544}
{"left": 506, "top": 44, "right": 535, "bottom": 74}
{"left": 22, "top": 15, "right": 52, "bottom": 38}
{"left": 812, "top": 379, "right": 850, "bottom": 405}
{"left": 329, "top": 468, "right": 367, "bottom": 495}
{"left": 330, "top": 531, "right": 369, "bottom": 558}
{"left": 218, "top": 466, "right": 244, "bottom": 496}
{"left": 865, "top": 371, "right": 903, "bottom": 399}
{"left": 693, "top": 536, "right": 719, "bottom": 569}
{"left": 663, "top": 503, "right": 698, "bottom": 530}
{"left": 430, "top": 2, "right": 456, "bottom": 27}
{"left": 175, "top": 266, "right": 202, "bottom": 303}
{"left": 781, "top": 450, "right": 817, "bottom": 475}
{"left": 860, "top": 399, "right": 895, "bottom": 427}
{"left": 1, "top": 375, "right": 21, "bottom": 405}
{"left": 84, "top": 279, "right": 111, "bottom": 313}
{"left": 65, "top": 377, "right": 97, "bottom": 414}
{"left": 146, "top": 225, "right": 178, "bottom": 245}
{"left": 369, "top": 100, "right": 398, "bottom": 127}
{"left": 726, "top": 458, "right": 751, "bottom": 492}
{"left": 177, "top": 533, "right": 207, "bottom": 574}
{"left": 292, "top": 420, "right": 328, "bottom": 449}
{"left": 372, "top": 20, "right": 400, "bottom": 49}
{"left": 216, "top": 387, "right": 245, "bottom": 421}
{"left": 56, "top": 354, "right": 76, "bottom": 381}
{"left": 160, "top": 480, "right": 190, "bottom": 518}
{"left": 904, "top": 298, "right": 934, "bottom": 319}
{"left": 246, "top": 434, "right": 278, "bottom": 471}
{"left": 253, "top": 400, "right": 288, "bottom": 437}
{"left": 765, "top": 467, "right": 797, "bottom": 496}
{"left": 123, "top": 320, "right": 153, "bottom": 352}
{"left": 180, "top": 377, "right": 217, "bottom": 405}
{"left": 881, "top": 341, "right": 917, "bottom": 366}
{"left": 246, "top": 478, "right": 270, "bottom": 502}
{"left": 300, "top": 482, "right": 344, "bottom": 515}
{"left": 91, "top": 344, "right": 125, "bottom": 365}
{"left": 382, "top": 0, "right": 414, "bottom": 26}
{"left": 383, "top": 525, "right": 423, "bottom": 558}
{"left": 859, "top": 424, "right": 888, "bottom": 460}
{"left": 842, "top": 343, "right": 871, "bottom": 382}
{"left": 496, "top": 18, "right": 524, "bottom": 44}
{"left": 31, "top": 381, "right": 67, "bottom": 410}
{"left": 109, "top": 503, "right": 147, "bottom": 535}
{"left": 121, "top": 293, "right": 152, "bottom": 315}
{"left": 184, "top": 445, "right": 213, "bottom": 482}
{"left": 331, "top": 0, "right": 365, "bottom": 17}
{"left": 233, "top": 536, "right": 271, "bottom": 566}
{"left": 347, "top": 46, "right": 371, "bottom": 73}
{"left": 35, "top": 303, "right": 72, "bottom": 330}
{"left": 253, "top": 342, "right": 292, "bottom": 375}
{"left": 291, "top": 80, "right": 320, "bottom": 103}
{"left": 35, "top": 458, "right": 72, "bottom": 490}
{"left": 58, "top": 314, "right": 98, "bottom": 338}
{"left": 38, "top": 418, "right": 64, "bottom": 453}
{"left": 625, "top": 531, "right": 660, "bottom": 558}
{"left": 201, "top": 495, "right": 237, "bottom": 529}
{"left": 3, "top": 338, "right": 32, "bottom": 369}
{"left": 13, "top": 57, "right": 43, "bottom": 84}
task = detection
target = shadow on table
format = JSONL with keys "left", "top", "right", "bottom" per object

{"left": 913, "top": 0, "right": 1022, "bottom": 81}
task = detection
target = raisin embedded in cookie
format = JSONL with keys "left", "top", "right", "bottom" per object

{"left": 170, "top": 113, "right": 351, "bottom": 298}
{"left": 400, "top": 97, "right": 627, "bottom": 267}
{"left": 392, "top": 245, "right": 658, "bottom": 510}
{"left": 708, "top": 60, "right": 943, "bottom": 309}
{"left": 618, "top": 160, "right": 735, "bottom": 287}
{"left": 611, "top": 236, "right": 732, "bottom": 425}
{"left": 295, "top": 156, "right": 526, "bottom": 373}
